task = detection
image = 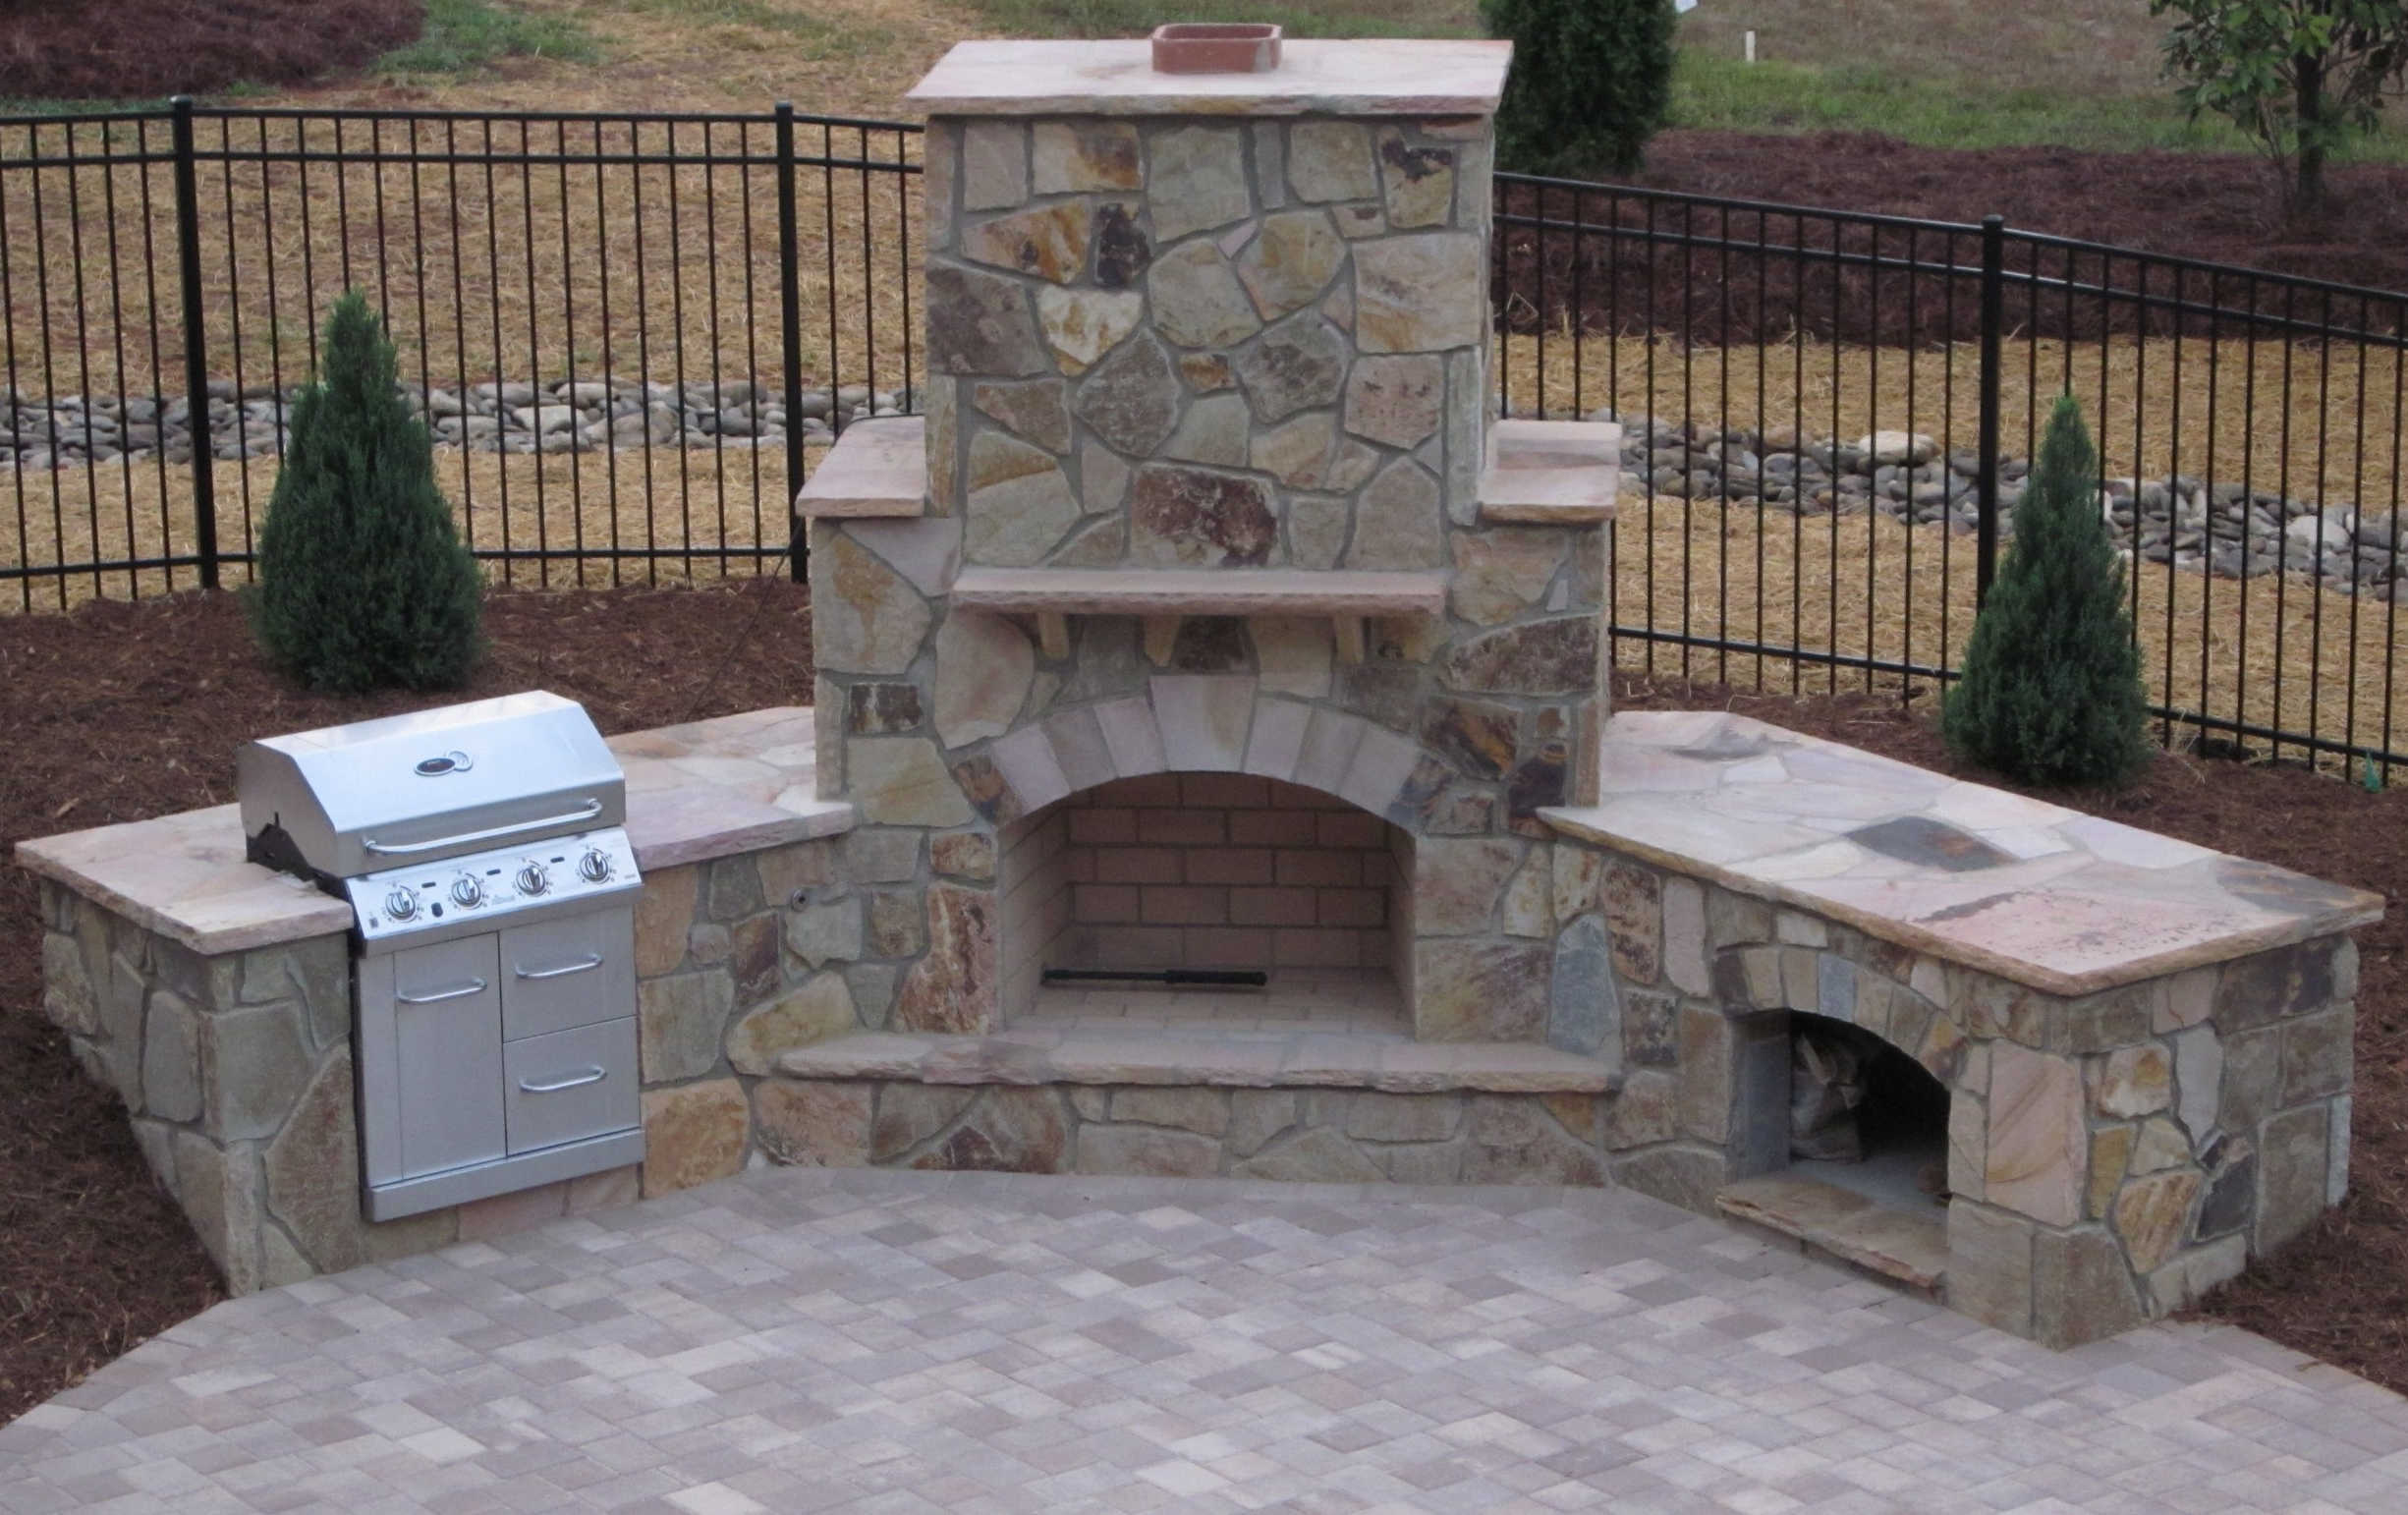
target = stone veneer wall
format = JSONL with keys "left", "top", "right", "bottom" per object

{"left": 1038, "top": 772, "right": 1401, "bottom": 978}
{"left": 1528, "top": 836, "right": 2358, "bottom": 1348}
{"left": 920, "top": 112, "right": 1494, "bottom": 566}
{"left": 29, "top": 831, "right": 978, "bottom": 1292}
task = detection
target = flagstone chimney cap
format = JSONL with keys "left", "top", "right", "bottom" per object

{"left": 906, "top": 37, "right": 1511, "bottom": 117}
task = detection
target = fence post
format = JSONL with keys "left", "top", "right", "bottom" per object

{"left": 169, "top": 96, "right": 219, "bottom": 590}
{"left": 1974, "top": 214, "right": 2003, "bottom": 609}
{"left": 774, "top": 102, "right": 808, "bottom": 585}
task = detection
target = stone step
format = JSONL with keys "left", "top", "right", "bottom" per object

{"left": 777, "top": 1023, "right": 1618, "bottom": 1094}
{"left": 762, "top": 1026, "right": 1626, "bottom": 1184}
{"left": 1715, "top": 1172, "right": 1947, "bottom": 1296}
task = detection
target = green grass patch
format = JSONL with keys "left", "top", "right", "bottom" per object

{"left": 613, "top": 0, "right": 889, "bottom": 60}
{"left": 373, "top": 0, "right": 601, "bottom": 79}
{"left": 1669, "top": 51, "right": 2408, "bottom": 163}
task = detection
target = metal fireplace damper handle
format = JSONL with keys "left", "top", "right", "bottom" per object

{"left": 519, "top": 1066, "right": 607, "bottom": 1094}
{"left": 363, "top": 799, "right": 604, "bottom": 856}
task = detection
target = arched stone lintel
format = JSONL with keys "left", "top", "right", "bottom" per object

{"left": 1707, "top": 941, "right": 1970, "bottom": 1092}
{"left": 968, "top": 673, "right": 1467, "bottom": 834}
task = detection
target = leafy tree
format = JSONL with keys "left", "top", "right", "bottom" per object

{"left": 1942, "top": 396, "right": 2152, "bottom": 789}
{"left": 249, "top": 291, "right": 482, "bottom": 694}
{"left": 2151, "top": 0, "right": 2408, "bottom": 215}
{"left": 1481, "top": 0, "right": 1676, "bottom": 176}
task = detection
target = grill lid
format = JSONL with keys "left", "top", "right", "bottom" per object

{"left": 238, "top": 690, "right": 627, "bottom": 883}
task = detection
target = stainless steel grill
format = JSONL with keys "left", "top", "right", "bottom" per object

{"left": 239, "top": 691, "right": 646, "bottom": 1220}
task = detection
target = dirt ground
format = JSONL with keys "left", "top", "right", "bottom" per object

{"left": 0, "top": 583, "right": 2402, "bottom": 1422}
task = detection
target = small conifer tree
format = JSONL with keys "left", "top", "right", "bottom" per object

{"left": 1481, "top": 0, "right": 1676, "bottom": 176}
{"left": 249, "top": 291, "right": 481, "bottom": 694}
{"left": 1942, "top": 396, "right": 2151, "bottom": 788}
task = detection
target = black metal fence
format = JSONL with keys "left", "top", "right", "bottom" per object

{"left": 1494, "top": 174, "right": 2408, "bottom": 774}
{"left": 2, "top": 106, "right": 2401, "bottom": 772}
{"left": 0, "top": 100, "right": 921, "bottom": 603}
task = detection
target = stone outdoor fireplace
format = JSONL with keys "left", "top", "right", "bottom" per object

{"left": 803, "top": 36, "right": 1618, "bottom": 1045}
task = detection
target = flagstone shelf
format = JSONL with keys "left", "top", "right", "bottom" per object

{"left": 1478, "top": 417, "right": 1622, "bottom": 525}
{"left": 794, "top": 417, "right": 924, "bottom": 519}
{"left": 948, "top": 566, "right": 1449, "bottom": 662}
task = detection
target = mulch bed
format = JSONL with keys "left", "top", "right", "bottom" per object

{"left": 0, "top": 587, "right": 2401, "bottom": 1420}
{"left": 0, "top": 0, "right": 423, "bottom": 101}
{"left": 1508, "top": 133, "right": 2408, "bottom": 345}
{"left": 0, "top": 576, "right": 813, "bottom": 1423}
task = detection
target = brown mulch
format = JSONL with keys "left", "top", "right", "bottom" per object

{"left": 0, "top": 0, "right": 423, "bottom": 101}
{"left": 1505, "top": 133, "right": 2408, "bottom": 346}
{"left": 0, "top": 589, "right": 2402, "bottom": 1418}
{"left": 1617, "top": 672, "right": 2408, "bottom": 1380}
{"left": 0, "top": 575, "right": 812, "bottom": 1423}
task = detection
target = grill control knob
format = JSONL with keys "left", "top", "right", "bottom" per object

{"left": 516, "top": 862, "right": 550, "bottom": 896}
{"left": 577, "top": 847, "right": 614, "bottom": 882}
{"left": 450, "top": 874, "right": 484, "bottom": 908}
{"left": 383, "top": 887, "right": 418, "bottom": 922}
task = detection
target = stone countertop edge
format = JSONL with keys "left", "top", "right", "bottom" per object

{"left": 905, "top": 39, "right": 1513, "bottom": 118}
{"left": 16, "top": 742, "right": 860, "bottom": 957}
{"left": 1537, "top": 806, "right": 2385, "bottom": 998}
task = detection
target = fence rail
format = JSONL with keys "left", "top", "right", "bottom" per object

{"left": 0, "top": 99, "right": 922, "bottom": 603}
{"left": 1, "top": 105, "right": 2401, "bottom": 775}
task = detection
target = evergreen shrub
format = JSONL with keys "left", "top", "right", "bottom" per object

{"left": 1942, "top": 395, "right": 2152, "bottom": 788}
{"left": 1480, "top": 0, "right": 1675, "bottom": 175}
{"left": 249, "top": 291, "right": 482, "bottom": 695}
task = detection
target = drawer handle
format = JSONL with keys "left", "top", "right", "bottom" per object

{"left": 515, "top": 953, "right": 603, "bottom": 982}
{"left": 397, "top": 977, "right": 488, "bottom": 1004}
{"left": 519, "top": 1065, "right": 608, "bottom": 1094}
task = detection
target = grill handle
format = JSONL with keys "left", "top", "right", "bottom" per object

{"left": 363, "top": 799, "right": 606, "bottom": 857}
{"left": 515, "top": 953, "right": 604, "bottom": 982}
{"left": 519, "top": 1066, "right": 607, "bottom": 1094}
{"left": 397, "top": 977, "right": 488, "bottom": 1005}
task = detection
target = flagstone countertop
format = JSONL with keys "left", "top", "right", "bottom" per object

{"left": 1542, "top": 711, "right": 2385, "bottom": 997}
{"left": 14, "top": 706, "right": 856, "bottom": 956}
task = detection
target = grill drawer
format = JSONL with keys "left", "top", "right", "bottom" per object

{"left": 500, "top": 907, "right": 635, "bottom": 1040}
{"left": 502, "top": 1017, "right": 638, "bottom": 1156}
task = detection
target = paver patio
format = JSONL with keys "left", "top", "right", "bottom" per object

{"left": 5, "top": 1168, "right": 2407, "bottom": 1513}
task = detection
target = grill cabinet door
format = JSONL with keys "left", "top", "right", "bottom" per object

{"left": 499, "top": 907, "right": 635, "bottom": 1040}
{"left": 389, "top": 934, "right": 507, "bottom": 1179}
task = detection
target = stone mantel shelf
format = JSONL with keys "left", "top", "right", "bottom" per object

{"left": 950, "top": 566, "right": 1449, "bottom": 664}
{"left": 905, "top": 38, "right": 1513, "bottom": 118}
{"left": 949, "top": 567, "right": 1447, "bottom": 617}
{"left": 1541, "top": 710, "right": 2384, "bottom": 997}
{"left": 17, "top": 706, "right": 858, "bottom": 956}
{"left": 778, "top": 1026, "right": 1619, "bottom": 1096}
{"left": 793, "top": 417, "right": 924, "bottom": 519}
